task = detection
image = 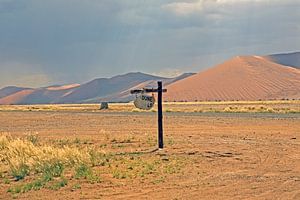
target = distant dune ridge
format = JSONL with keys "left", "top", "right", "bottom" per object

{"left": 0, "top": 52, "right": 299, "bottom": 104}
{"left": 0, "top": 72, "right": 195, "bottom": 104}
{"left": 0, "top": 86, "right": 31, "bottom": 99}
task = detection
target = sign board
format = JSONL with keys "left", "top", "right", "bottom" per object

{"left": 130, "top": 82, "right": 167, "bottom": 149}
{"left": 134, "top": 94, "right": 155, "bottom": 110}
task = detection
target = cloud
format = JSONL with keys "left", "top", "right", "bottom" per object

{"left": 162, "top": 0, "right": 296, "bottom": 16}
{"left": 163, "top": 1, "right": 203, "bottom": 16}
{"left": 0, "top": 0, "right": 299, "bottom": 88}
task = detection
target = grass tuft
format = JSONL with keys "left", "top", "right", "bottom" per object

{"left": 11, "top": 164, "right": 29, "bottom": 181}
{"left": 75, "top": 163, "right": 100, "bottom": 183}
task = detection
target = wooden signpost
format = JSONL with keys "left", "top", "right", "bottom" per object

{"left": 130, "top": 81, "right": 167, "bottom": 149}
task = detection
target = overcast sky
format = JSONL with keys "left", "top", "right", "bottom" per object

{"left": 0, "top": 0, "right": 299, "bottom": 88}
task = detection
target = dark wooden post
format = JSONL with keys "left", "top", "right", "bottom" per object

{"left": 157, "top": 81, "right": 163, "bottom": 149}
{"left": 130, "top": 82, "right": 166, "bottom": 149}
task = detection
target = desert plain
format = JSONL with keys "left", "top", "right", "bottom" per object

{"left": 0, "top": 101, "right": 300, "bottom": 199}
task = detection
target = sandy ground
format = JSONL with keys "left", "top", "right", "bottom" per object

{"left": 0, "top": 110, "right": 300, "bottom": 199}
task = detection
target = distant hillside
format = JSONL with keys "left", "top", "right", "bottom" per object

{"left": 265, "top": 52, "right": 300, "bottom": 69}
{"left": 0, "top": 86, "right": 31, "bottom": 99}
{"left": 83, "top": 73, "right": 196, "bottom": 103}
{"left": 57, "top": 72, "right": 165, "bottom": 103}
{"left": 0, "top": 84, "right": 80, "bottom": 105}
{"left": 0, "top": 72, "right": 194, "bottom": 104}
{"left": 165, "top": 55, "right": 300, "bottom": 101}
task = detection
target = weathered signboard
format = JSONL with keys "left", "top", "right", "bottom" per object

{"left": 134, "top": 94, "right": 155, "bottom": 110}
{"left": 130, "top": 81, "right": 167, "bottom": 149}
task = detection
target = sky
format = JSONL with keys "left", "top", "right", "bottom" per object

{"left": 0, "top": 0, "right": 299, "bottom": 88}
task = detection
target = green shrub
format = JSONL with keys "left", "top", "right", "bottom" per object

{"left": 39, "top": 161, "right": 64, "bottom": 182}
{"left": 112, "top": 170, "right": 127, "bottom": 179}
{"left": 75, "top": 163, "right": 100, "bottom": 183}
{"left": 25, "top": 133, "right": 39, "bottom": 145}
{"left": 11, "top": 164, "right": 29, "bottom": 181}
{"left": 48, "top": 178, "right": 68, "bottom": 190}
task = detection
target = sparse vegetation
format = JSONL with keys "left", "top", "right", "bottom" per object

{"left": 0, "top": 133, "right": 186, "bottom": 198}
{"left": 74, "top": 163, "right": 100, "bottom": 183}
{"left": 0, "top": 134, "right": 92, "bottom": 196}
{"left": 0, "top": 101, "right": 299, "bottom": 199}
{"left": 72, "top": 183, "right": 81, "bottom": 190}
{"left": 0, "top": 100, "right": 300, "bottom": 113}
{"left": 163, "top": 101, "right": 300, "bottom": 113}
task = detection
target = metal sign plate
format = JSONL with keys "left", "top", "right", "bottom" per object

{"left": 134, "top": 94, "right": 155, "bottom": 110}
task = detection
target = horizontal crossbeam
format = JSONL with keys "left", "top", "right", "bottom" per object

{"left": 130, "top": 88, "right": 167, "bottom": 94}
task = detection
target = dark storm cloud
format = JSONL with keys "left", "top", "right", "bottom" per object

{"left": 0, "top": 0, "right": 299, "bottom": 87}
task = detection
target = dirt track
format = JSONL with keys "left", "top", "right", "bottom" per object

{"left": 0, "top": 111, "right": 300, "bottom": 199}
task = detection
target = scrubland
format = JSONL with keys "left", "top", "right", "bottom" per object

{"left": 0, "top": 132, "right": 184, "bottom": 199}
{"left": 0, "top": 102, "right": 299, "bottom": 199}
{"left": 0, "top": 100, "right": 299, "bottom": 113}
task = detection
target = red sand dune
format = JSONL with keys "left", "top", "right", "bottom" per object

{"left": 0, "top": 89, "right": 35, "bottom": 105}
{"left": 165, "top": 56, "right": 300, "bottom": 101}
{"left": 0, "top": 73, "right": 194, "bottom": 104}
{"left": 0, "top": 84, "right": 80, "bottom": 105}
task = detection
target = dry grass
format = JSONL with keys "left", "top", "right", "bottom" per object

{"left": 1, "top": 135, "right": 89, "bottom": 172}
{"left": 163, "top": 100, "right": 300, "bottom": 113}
{"left": 0, "top": 100, "right": 299, "bottom": 113}
{"left": 0, "top": 133, "right": 97, "bottom": 195}
{"left": 0, "top": 133, "right": 186, "bottom": 197}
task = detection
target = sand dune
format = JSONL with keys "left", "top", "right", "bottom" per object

{"left": 0, "top": 86, "right": 31, "bottom": 99}
{"left": 0, "top": 84, "right": 80, "bottom": 105}
{"left": 0, "top": 72, "right": 194, "bottom": 104}
{"left": 0, "top": 89, "right": 35, "bottom": 104}
{"left": 57, "top": 72, "right": 167, "bottom": 103}
{"left": 165, "top": 56, "right": 300, "bottom": 101}
{"left": 1, "top": 52, "right": 299, "bottom": 104}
